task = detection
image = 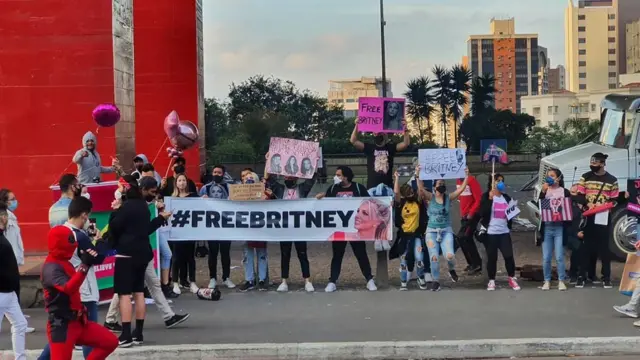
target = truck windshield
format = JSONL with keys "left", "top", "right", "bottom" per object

{"left": 599, "top": 109, "right": 634, "bottom": 148}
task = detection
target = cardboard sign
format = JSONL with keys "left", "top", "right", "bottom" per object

{"left": 228, "top": 183, "right": 265, "bottom": 201}
{"left": 627, "top": 179, "right": 640, "bottom": 217}
{"left": 505, "top": 200, "right": 520, "bottom": 220}
{"left": 267, "top": 137, "right": 320, "bottom": 179}
{"left": 357, "top": 97, "right": 405, "bottom": 133}
{"left": 418, "top": 148, "right": 466, "bottom": 180}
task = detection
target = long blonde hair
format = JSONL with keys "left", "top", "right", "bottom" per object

{"left": 172, "top": 174, "right": 189, "bottom": 197}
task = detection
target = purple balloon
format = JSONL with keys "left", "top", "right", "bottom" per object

{"left": 164, "top": 111, "right": 180, "bottom": 139}
{"left": 170, "top": 120, "right": 199, "bottom": 150}
{"left": 92, "top": 104, "right": 120, "bottom": 127}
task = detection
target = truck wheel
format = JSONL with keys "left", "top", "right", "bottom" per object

{"left": 610, "top": 206, "right": 636, "bottom": 262}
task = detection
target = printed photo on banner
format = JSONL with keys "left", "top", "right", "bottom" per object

{"left": 228, "top": 183, "right": 265, "bottom": 201}
{"left": 267, "top": 137, "right": 320, "bottom": 179}
{"left": 417, "top": 148, "right": 466, "bottom": 180}
{"left": 357, "top": 97, "right": 405, "bottom": 133}
{"left": 480, "top": 139, "right": 508, "bottom": 164}
{"left": 164, "top": 197, "right": 393, "bottom": 242}
{"left": 627, "top": 179, "right": 640, "bottom": 217}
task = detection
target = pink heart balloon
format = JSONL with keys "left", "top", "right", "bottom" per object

{"left": 170, "top": 120, "right": 199, "bottom": 150}
{"left": 164, "top": 111, "right": 180, "bottom": 139}
{"left": 93, "top": 104, "right": 121, "bottom": 127}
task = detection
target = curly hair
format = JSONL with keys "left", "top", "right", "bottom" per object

{"left": 361, "top": 198, "right": 391, "bottom": 240}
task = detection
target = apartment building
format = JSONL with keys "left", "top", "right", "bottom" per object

{"left": 548, "top": 65, "right": 566, "bottom": 91}
{"left": 327, "top": 77, "right": 392, "bottom": 118}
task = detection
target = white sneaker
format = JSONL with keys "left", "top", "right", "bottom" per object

{"left": 223, "top": 278, "right": 236, "bottom": 289}
{"left": 208, "top": 278, "right": 217, "bottom": 289}
{"left": 172, "top": 282, "right": 181, "bottom": 295}
{"left": 189, "top": 282, "right": 199, "bottom": 294}
{"left": 325, "top": 282, "right": 337, "bottom": 293}
{"left": 424, "top": 273, "right": 434, "bottom": 283}
{"left": 304, "top": 281, "right": 315, "bottom": 292}
{"left": 558, "top": 281, "right": 567, "bottom": 291}
{"left": 26, "top": 327, "right": 35, "bottom": 333}
{"left": 400, "top": 282, "right": 408, "bottom": 291}
{"left": 366, "top": 279, "right": 377, "bottom": 291}
{"left": 541, "top": 281, "right": 550, "bottom": 291}
{"left": 23, "top": 314, "right": 30, "bottom": 319}
{"left": 487, "top": 280, "right": 496, "bottom": 291}
{"left": 277, "top": 282, "right": 289, "bottom": 292}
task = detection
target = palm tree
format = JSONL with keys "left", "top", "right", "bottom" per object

{"left": 449, "top": 65, "right": 472, "bottom": 147}
{"left": 432, "top": 65, "right": 454, "bottom": 148}
{"left": 404, "top": 76, "right": 435, "bottom": 144}
{"left": 470, "top": 74, "right": 496, "bottom": 116}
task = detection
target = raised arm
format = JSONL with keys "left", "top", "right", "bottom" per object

{"left": 263, "top": 152, "right": 271, "bottom": 181}
{"left": 395, "top": 121, "right": 410, "bottom": 152}
{"left": 350, "top": 120, "right": 365, "bottom": 151}
{"left": 415, "top": 165, "right": 432, "bottom": 202}
{"left": 393, "top": 171, "right": 401, "bottom": 203}
{"left": 72, "top": 149, "right": 85, "bottom": 164}
{"left": 450, "top": 167, "right": 470, "bottom": 200}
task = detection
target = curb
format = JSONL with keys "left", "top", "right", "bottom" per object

{"left": 7, "top": 337, "right": 640, "bottom": 359}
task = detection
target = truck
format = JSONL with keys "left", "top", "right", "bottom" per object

{"left": 525, "top": 94, "right": 640, "bottom": 261}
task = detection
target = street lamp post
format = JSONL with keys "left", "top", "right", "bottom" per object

{"left": 380, "top": 0, "right": 387, "bottom": 98}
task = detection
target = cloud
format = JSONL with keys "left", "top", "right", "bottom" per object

{"left": 284, "top": 53, "right": 315, "bottom": 70}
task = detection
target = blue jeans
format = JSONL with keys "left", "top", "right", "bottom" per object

{"left": 38, "top": 301, "right": 98, "bottom": 360}
{"left": 400, "top": 237, "right": 425, "bottom": 282}
{"left": 243, "top": 245, "right": 268, "bottom": 282}
{"left": 158, "top": 233, "right": 172, "bottom": 270}
{"left": 542, "top": 223, "right": 565, "bottom": 281}
{"left": 426, "top": 227, "right": 455, "bottom": 281}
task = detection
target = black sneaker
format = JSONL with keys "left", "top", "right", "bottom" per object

{"left": 239, "top": 281, "right": 255, "bottom": 292}
{"left": 463, "top": 265, "right": 472, "bottom": 272}
{"left": 132, "top": 333, "right": 143, "bottom": 345}
{"left": 165, "top": 313, "right": 190, "bottom": 329}
{"left": 466, "top": 266, "right": 482, "bottom": 276}
{"left": 162, "top": 285, "right": 180, "bottom": 299}
{"left": 590, "top": 277, "right": 601, "bottom": 284}
{"left": 104, "top": 322, "right": 122, "bottom": 333}
{"left": 569, "top": 276, "right": 578, "bottom": 285}
{"left": 576, "top": 277, "right": 585, "bottom": 288}
{"left": 258, "top": 280, "right": 268, "bottom": 291}
{"left": 118, "top": 335, "right": 133, "bottom": 348}
{"left": 603, "top": 279, "right": 613, "bottom": 289}
{"left": 431, "top": 282, "right": 441, "bottom": 292}
{"left": 449, "top": 270, "right": 459, "bottom": 283}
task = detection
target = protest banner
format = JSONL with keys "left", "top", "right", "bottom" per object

{"left": 357, "top": 97, "right": 405, "bottom": 133}
{"left": 267, "top": 137, "right": 320, "bottom": 179}
{"left": 627, "top": 179, "right": 640, "bottom": 217}
{"left": 418, "top": 148, "right": 466, "bottom": 180}
{"left": 228, "top": 183, "right": 265, "bottom": 200}
{"left": 480, "top": 139, "right": 508, "bottom": 164}
{"left": 164, "top": 196, "right": 394, "bottom": 242}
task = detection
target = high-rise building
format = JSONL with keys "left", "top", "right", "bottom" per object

{"left": 617, "top": 0, "right": 640, "bottom": 73}
{"left": 627, "top": 19, "right": 640, "bottom": 74}
{"left": 327, "top": 77, "right": 392, "bottom": 118}
{"left": 538, "top": 46, "right": 550, "bottom": 94}
{"left": 548, "top": 65, "right": 567, "bottom": 92}
{"left": 467, "top": 18, "right": 540, "bottom": 113}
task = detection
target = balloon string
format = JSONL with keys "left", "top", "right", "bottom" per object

{"left": 95, "top": 127, "right": 100, "bottom": 135}
{"left": 151, "top": 137, "right": 169, "bottom": 165}
{"left": 50, "top": 161, "right": 75, "bottom": 187}
{"left": 164, "top": 157, "right": 175, "bottom": 178}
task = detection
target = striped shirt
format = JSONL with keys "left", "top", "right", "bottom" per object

{"left": 575, "top": 171, "right": 619, "bottom": 206}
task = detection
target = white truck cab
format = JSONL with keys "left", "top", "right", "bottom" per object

{"left": 526, "top": 94, "right": 640, "bottom": 260}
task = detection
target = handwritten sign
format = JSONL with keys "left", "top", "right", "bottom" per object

{"left": 506, "top": 200, "right": 520, "bottom": 220}
{"left": 267, "top": 137, "right": 320, "bottom": 179}
{"left": 357, "top": 97, "right": 405, "bottom": 133}
{"left": 228, "top": 183, "right": 265, "bottom": 201}
{"left": 628, "top": 179, "right": 640, "bottom": 217}
{"left": 418, "top": 148, "right": 466, "bottom": 180}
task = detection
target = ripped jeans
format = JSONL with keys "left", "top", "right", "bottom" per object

{"left": 426, "top": 227, "right": 456, "bottom": 281}
{"left": 243, "top": 245, "right": 268, "bottom": 283}
{"left": 400, "top": 236, "right": 425, "bottom": 282}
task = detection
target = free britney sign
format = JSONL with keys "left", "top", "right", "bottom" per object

{"left": 357, "top": 97, "right": 406, "bottom": 133}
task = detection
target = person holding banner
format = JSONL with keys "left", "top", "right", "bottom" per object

{"left": 480, "top": 174, "right": 521, "bottom": 291}
{"left": 316, "top": 166, "right": 381, "bottom": 292}
{"left": 417, "top": 166, "right": 469, "bottom": 291}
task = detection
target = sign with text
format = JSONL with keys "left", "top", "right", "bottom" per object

{"left": 228, "top": 183, "right": 265, "bottom": 201}
{"left": 418, "top": 148, "right": 466, "bottom": 180}
{"left": 357, "top": 97, "right": 405, "bottom": 133}
{"left": 267, "top": 137, "right": 320, "bottom": 179}
{"left": 505, "top": 200, "right": 520, "bottom": 221}
{"left": 164, "top": 197, "right": 393, "bottom": 242}
{"left": 627, "top": 179, "right": 640, "bottom": 217}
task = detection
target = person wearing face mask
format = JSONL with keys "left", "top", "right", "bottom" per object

{"left": 171, "top": 174, "right": 199, "bottom": 294}
{"left": 0, "top": 189, "right": 25, "bottom": 267}
{"left": 108, "top": 176, "right": 172, "bottom": 347}
{"left": 350, "top": 118, "right": 410, "bottom": 189}
{"left": 479, "top": 174, "right": 520, "bottom": 291}
{"left": 72, "top": 131, "right": 118, "bottom": 184}
{"left": 573, "top": 152, "right": 619, "bottom": 289}
{"left": 538, "top": 168, "right": 572, "bottom": 291}
{"left": 160, "top": 157, "right": 197, "bottom": 197}
{"left": 131, "top": 155, "right": 162, "bottom": 185}
{"left": 316, "top": 166, "right": 377, "bottom": 292}
{"left": 198, "top": 165, "right": 235, "bottom": 290}
{"left": 263, "top": 153, "right": 316, "bottom": 293}
{"left": 415, "top": 166, "right": 469, "bottom": 291}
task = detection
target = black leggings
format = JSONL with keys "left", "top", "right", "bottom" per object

{"left": 580, "top": 220, "right": 611, "bottom": 281}
{"left": 329, "top": 241, "right": 372, "bottom": 283}
{"left": 173, "top": 241, "right": 196, "bottom": 283}
{"left": 208, "top": 241, "right": 231, "bottom": 281}
{"left": 280, "top": 242, "right": 310, "bottom": 279}
{"left": 486, "top": 233, "right": 516, "bottom": 280}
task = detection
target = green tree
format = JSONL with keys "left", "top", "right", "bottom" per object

{"left": 470, "top": 74, "right": 496, "bottom": 116}
{"left": 460, "top": 109, "right": 534, "bottom": 151}
{"left": 404, "top": 76, "right": 435, "bottom": 144}
{"left": 520, "top": 118, "right": 601, "bottom": 154}
{"left": 449, "top": 65, "right": 472, "bottom": 147}
{"left": 204, "top": 98, "right": 231, "bottom": 149}
{"left": 432, "top": 65, "right": 454, "bottom": 148}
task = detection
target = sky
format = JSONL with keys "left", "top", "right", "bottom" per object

{"left": 203, "top": 0, "right": 566, "bottom": 100}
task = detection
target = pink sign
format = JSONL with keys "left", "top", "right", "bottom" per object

{"left": 357, "top": 97, "right": 405, "bottom": 133}
{"left": 267, "top": 137, "right": 320, "bottom": 179}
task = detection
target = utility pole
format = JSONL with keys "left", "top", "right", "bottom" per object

{"left": 376, "top": 0, "right": 390, "bottom": 289}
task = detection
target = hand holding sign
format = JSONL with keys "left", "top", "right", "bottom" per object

{"left": 505, "top": 200, "right": 520, "bottom": 220}
{"left": 418, "top": 149, "right": 466, "bottom": 180}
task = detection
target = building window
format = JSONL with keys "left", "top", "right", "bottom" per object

{"left": 609, "top": 72, "right": 617, "bottom": 77}
{"left": 579, "top": 61, "right": 586, "bottom": 66}
{"left": 578, "top": 14, "right": 586, "bottom": 20}
{"left": 579, "top": 49, "right": 587, "bottom": 55}
{"left": 548, "top": 106, "right": 553, "bottom": 115}
{"left": 591, "top": 104, "right": 596, "bottom": 112}
{"left": 609, "top": 14, "right": 615, "bottom": 20}
{"left": 579, "top": 73, "right": 587, "bottom": 78}
{"left": 609, "top": 84, "right": 617, "bottom": 89}
{"left": 578, "top": 26, "right": 586, "bottom": 32}
{"left": 522, "top": 108, "right": 527, "bottom": 114}
{"left": 533, "top": 107, "right": 541, "bottom": 116}
{"left": 609, "top": 49, "right": 616, "bottom": 54}
{"left": 579, "top": 84, "right": 587, "bottom": 90}
{"left": 608, "top": 37, "right": 616, "bottom": 43}
{"left": 608, "top": 25, "right": 616, "bottom": 31}
{"left": 346, "top": 98, "right": 356, "bottom": 103}
{"left": 554, "top": 106, "right": 559, "bottom": 114}
{"left": 578, "top": 38, "right": 586, "bottom": 44}
{"left": 535, "top": 120, "right": 541, "bottom": 127}
{"left": 609, "top": 60, "right": 616, "bottom": 66}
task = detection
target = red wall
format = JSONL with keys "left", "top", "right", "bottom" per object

{"left": 134, "top": 1, "right": 201, "bottom": 181}
{"left": 0, "top": 1, "right": 117, "bottom": 252}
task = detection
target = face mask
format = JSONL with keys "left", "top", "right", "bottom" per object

{"left": 284, "top": 180, "right": 297, "bottom": 188}
{"left": 81, "top": 192, "right": 91, "bottom": 200}
{"left": 8, "top": 200, "right": 18, "bottom": 212}
{"left": 114, "top": 190, "right": 122, "bottom": 200}
{"left": 135, "top": 165, "right": 143, "bottom": 172}
{"left": 545, "top": 177, "right": 555, "bottom": 185}
{"left": 436, "top": 185, "right": 446, "bottom": 194}
{"left": 82, "top": 216, "right": 90, "bottom": 230}
{"left": 174, "top": 165, "right": 185, "bottom": 174}
{"left": 245, "top": 178, "right": 255, "bottom": 184}
{"left": 496, "top": 181, "right": 506, "bottom": 193}
{"left": 590, "top": 165, "right": 601, "bottom": 173}
{"left": 333, "top": 176, "right": 342, "bottom": 185}
{"left": 212, "top": 175, "right": 223, "bottom": 184}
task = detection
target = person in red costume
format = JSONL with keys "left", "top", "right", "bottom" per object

{"left": 456, "top": 174, "right": 483, "bottom": 275}
{"left": 41, "top": 225, "right": 118, "bottom": 360}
